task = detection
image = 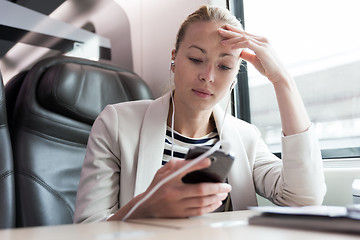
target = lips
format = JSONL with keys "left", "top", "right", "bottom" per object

{"left": 192, "top": 88, "right": 213, "bottom": 97}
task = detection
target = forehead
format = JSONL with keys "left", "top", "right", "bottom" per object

{"left": 186, "top": 21, "right": 224, "bottom": 39}
{"left": 179, "top": 21, "right": 241, "bottom": 58}
{"left": 180, "top": 21, "right": 223, "bottom": 48}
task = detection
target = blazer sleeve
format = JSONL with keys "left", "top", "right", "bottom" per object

{"left": 253, "top": 124, "right": 327, "bottom": 206}
{"left": 74, "top": 105, "right": 121, "bottom": 223}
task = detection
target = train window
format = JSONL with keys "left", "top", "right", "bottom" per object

{"left": 235, "top": 0, "right": 360, "bottom": 158}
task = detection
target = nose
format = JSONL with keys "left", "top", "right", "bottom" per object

{"left": 199, "top": 64, "right": 215, "bottom": 83}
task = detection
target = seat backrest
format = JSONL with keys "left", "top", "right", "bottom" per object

{"left": 0, "top": 70, "right": 16, "bottom": 229}
{"left": 6, "top": 56, "right": 153, "bottom": 227}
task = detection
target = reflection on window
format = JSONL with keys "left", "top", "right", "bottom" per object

{"left": 244, "top": 0, "right": 360, "bottom": 152}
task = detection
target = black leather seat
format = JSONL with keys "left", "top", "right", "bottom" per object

{"left": 6, "top": 56, "right": 153, "bottom": 227}
{"left": 0, "top": 70, "right": 16, "bottom": 229}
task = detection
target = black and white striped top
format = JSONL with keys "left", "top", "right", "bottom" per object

{"left": 162, "top": 125, "right": 232, "bottom": 212}
{"left": 162, "top": 125, "right": 219, "bottom": 165}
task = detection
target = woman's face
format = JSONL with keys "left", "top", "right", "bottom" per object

{"left": 172, "top": 21, "right": 242, "bottom": 113}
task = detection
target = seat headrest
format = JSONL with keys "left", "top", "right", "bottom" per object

{"left": 37, "top": 62, "right": 149, "bottom": 124}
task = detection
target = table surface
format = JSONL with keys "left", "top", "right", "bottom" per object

{"left": 1, "top": 210, "right": 359, "bottom": 240}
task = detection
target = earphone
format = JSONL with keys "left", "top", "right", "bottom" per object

{"left": 230, "top": 78, "right": 237, "bottom": 91}
{"left": 171, "top": 60, "right": 175, "bottom": 66}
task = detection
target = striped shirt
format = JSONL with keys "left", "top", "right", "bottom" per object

{"left": 162, "top": 125, "right": 219, "bottom": 164}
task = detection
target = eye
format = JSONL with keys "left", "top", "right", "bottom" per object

{"left": 218, "top": 64, "right": 232, "bottom": 71}
{"left": 189, "top": 57, "right": 202, "bottom": 64}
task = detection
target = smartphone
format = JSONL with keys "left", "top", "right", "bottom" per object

{"left": 181, "top": 146, "right": 234, "bottom": 184}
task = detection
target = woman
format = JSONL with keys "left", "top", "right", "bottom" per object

{"left": 74, "top": 5, "right": 326, "bottom": 223}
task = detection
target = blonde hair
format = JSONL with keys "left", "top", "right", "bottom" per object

{"left": 175, "top": 5, "right": 242, "bottom": 52}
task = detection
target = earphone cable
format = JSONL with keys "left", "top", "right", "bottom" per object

{"left": 169, "top": 69, "right": 175, "bottom": 159}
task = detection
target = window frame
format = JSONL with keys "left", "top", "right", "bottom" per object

{"left": 228, "top": 0, "right": 360, "bottom": 160}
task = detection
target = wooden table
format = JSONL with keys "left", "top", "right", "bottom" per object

{"left": 1, "top": 210, "right": 359, "bottom": 240}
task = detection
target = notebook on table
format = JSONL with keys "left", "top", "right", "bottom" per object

{"left": 248, "top": 205, "right": 360, "bottom": 234}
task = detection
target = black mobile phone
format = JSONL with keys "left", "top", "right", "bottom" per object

{"left": 181, "top": 146, "right": 234, "bottom": 184}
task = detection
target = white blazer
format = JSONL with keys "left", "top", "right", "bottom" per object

{"left": 74, "top": 93, "right": 326, "bottom": 223}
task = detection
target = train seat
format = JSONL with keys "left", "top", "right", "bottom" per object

{"left": 5, "top": 56, "right": 153, "bottom": 227}
{"left": 0, "top": 70, "right": 16, "bottom": 229}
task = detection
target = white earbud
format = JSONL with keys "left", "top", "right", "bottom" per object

{"left": 230, "top": 79, "right": 237, "bottom": 90}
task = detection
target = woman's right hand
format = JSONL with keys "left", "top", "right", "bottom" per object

{"left": 109, "top": 158, "right": 231, "bottom": 220}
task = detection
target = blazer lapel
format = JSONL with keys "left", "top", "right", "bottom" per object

{"left": 213, "top": 106, "right": 258, "bottom": 210}
{"left": 134, "top": 93, "right": 170, "bottom": 196}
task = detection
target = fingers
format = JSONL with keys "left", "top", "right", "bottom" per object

{"left": 153, "top": 199, "right": 224, "bottom": 218}
{"left": 218, "top": 27, "right": 242, "bottom": 39}
{"left": 240, "top": 50, "right": 261, "bottom": 67}
{"left": 149, "top": 157, "right": 213, "bottom": 191}
{"left": 157, "top": 157, "right": 209, "bottom": 174}
{"left": 222, "top": 24, "right": 244, "bottom": 34}
{"left": 240, "top": 50, "right": 255, "bottom": 60}
{"left": 175, "top": 182, "right": 231, "bottom": 214}
{"left": 162, "top": 157, "right": 212, "bottom": 180}
{"left": 218, "top": 25, "right": 269, "bottom": 52}
{"left": 152, "top": 185, "right": 230, "bottom": 218}
{"left": 180, "top": 182, "right": 232, "bottom": 197}
{"left": 178, "top": 188, "right": 231, "bottom": 217}
{"left": 160, "top": 180, "right": 231, "bottom": 202}
{"left": 181, "top": 192, "right": 228, "bottom": 208}
{"left": 219, "top": 30, "right": 265, "bottom": 52}
{"left": 222, "top": 24, "right": 266, "bottom": 41}
{"left": 181, "top": 198, "right": 225, "bottom": 216}
{"left": 181, "top": 157, "right": 212, "bottom": 174}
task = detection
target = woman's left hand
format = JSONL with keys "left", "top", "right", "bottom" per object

{"left": 218, "top": 24, "right": 288, "bottom": 84}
